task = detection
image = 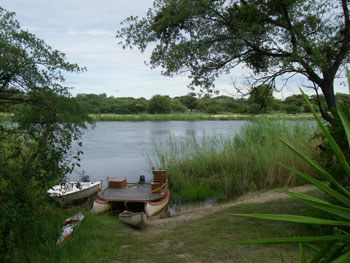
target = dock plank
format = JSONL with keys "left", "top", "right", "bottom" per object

{"left": 100, "top": 184, "right": 162, "bottom": 202}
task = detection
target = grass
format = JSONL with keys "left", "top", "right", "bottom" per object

{"left": 89, "top": 112, "right": 315, "bottom": 122}
{"left": 24, "top": 190, "right": 329, "bottom": 263}
{"left": 148, "top": 119, "right": 320, "bottom": 201}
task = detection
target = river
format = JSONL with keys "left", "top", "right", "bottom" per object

{"left": 68, "top": 120, "right": 248, "bottom": 182}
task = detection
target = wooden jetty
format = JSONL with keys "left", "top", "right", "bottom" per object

{"left": 94, "top": 170, "right": 170, "bottom": 217}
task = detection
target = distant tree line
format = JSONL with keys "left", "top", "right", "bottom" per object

{"left": 68, "top": 88, "right": 349, "bottom": 115}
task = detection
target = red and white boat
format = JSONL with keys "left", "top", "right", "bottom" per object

{"left": 92, "top": 170, "right": 170, "bottom": 217}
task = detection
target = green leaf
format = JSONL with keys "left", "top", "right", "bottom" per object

{"left": 337, "top": 104, "right": 350, "bottom": 151}
{"left": 331, "top": 251, "right": 350, "bottom": 263}
{"left": 300, "top": 89, "right": 350, "bottom": 178}
{"left": 278, "top": 190, "right": 350, "bottom": 220}
{"left": 232, "top": 235, "right": 350, "bottom": 245}
{"left": 280, "top": 164, "right": 350, "bottom": 206}
{"left": 310, "top": 241, "right": 337, "bottom": 263}
{"left": 233, "top": 214, "right": 350, "bottom": 226}
{"left": 277, "top": 136, "right": 350, "bottom": 198}
{"left": 300, "top": 243, "right": 306, "bottom": 263}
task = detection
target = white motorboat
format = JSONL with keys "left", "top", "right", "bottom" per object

{"left": 47, "top": 181, "right": 101, "bottom": 205}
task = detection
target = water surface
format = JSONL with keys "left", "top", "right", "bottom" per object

{"left": 69, "top": 121, "right": 248, "bottom": 182}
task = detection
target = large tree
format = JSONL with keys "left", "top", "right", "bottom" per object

{"left": 0, "top": 8, "right": 91, "bottom": 260}
{"left": 117, "top": 0, "right": 350, "bottom": 123}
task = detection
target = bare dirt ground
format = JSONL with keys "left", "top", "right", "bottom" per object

{"left": 139, "top": 184, "right": 316, "bottom": 235}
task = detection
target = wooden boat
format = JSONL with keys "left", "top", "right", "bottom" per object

{"left": 90, "top": 199, "right": 111, "bottom": 215}
{"left": 145, "top": 190, "right": 170, "bottom": 217}
{"left": 96, "top": 170, "right": 170, "bottom": 217}
{"left": 47, "top": 181, "right": 101, "bottom": 205}
{"left": 119, "top": 211, "right": 146, "bottom": 228}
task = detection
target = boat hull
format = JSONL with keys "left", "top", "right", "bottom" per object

{"left": 145, "top": 190, "right": 170, "bottom": 217}
{"left": 47, "top": 182, "right": 101, "bottom": 205}
{"left": 91, "top": 199, "right": 111, "bottom": 215}
{"left": 119, "top": 211, "right": 146, "bottom": 228}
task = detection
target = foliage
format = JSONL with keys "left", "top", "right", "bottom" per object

{"left": 0, "top": 7, "right": 91, "bottom": 262}
{"left": 247, "top": 84, "right": 275, "bottom": 113}
{"left": 283, "top": 104, "right": 303, "bottom": 114}
{"left": 233, "top": 89, "right": 350, "bottom": 262}
{"left": 117, "top": 0, "right": 350, "bottom": 123}
{"left": 148, "top": 94, "right": 171, "bottom": 114}
{"left": 148, "top": 119, "right": 319, "bottom": 201}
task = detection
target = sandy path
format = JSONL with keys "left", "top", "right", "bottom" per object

{"left": 139, "top": 184, "right": 316, "bottom": 235}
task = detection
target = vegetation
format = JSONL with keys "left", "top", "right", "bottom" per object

{"left": 148, "top": 119, "right": 319, "bottom": 201}
{"left": 65, "top": 91, "right": 350, "bottom": 117}
{"left": 0, "top": 8, "right": 90, "bottom": 262}
{"left": 233, "top": 90, "right": 350, "bottom": 262}
{"left": 117, "top": 0, "right": 350, "bottom": 124}
{"left": 11, "top": 189, "right": 326, "bottom": 263}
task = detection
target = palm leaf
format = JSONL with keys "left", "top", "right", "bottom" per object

{"left": 279, "top": 164, "right": 350, "bottom": 206}
{"left": 300, "top": 243, "right": 307, "bottom": 263}
{"left": 337, "top": 105, "right": 350, "bottom": 151}
{"left": 300, "top": 89, "right": 350, "bottom": 177}
{"left": 310, "top": 241, "right": 337, "bottom": 263}
{"left": 277, "top": 137, "right": 350, "bottom": 197}
{"left": 279, "top": 190, "right": 350, "bottom": 220}
{"left": 233, "top": 235, "right": 350, "bottom": 245}
{"left": 232, "top": 214, "right": 350, "bottom": 226}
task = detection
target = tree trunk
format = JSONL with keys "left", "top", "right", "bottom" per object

{"left": 319, "top": 81, "right": 336, "bottom": 124}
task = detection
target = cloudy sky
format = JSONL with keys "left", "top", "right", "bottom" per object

{"left": 1, "top": 0, "right": 348, "bottom": 99}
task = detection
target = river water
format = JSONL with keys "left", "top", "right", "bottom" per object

{"left": 68, "top": 120, "right": 248, "bottom": 182}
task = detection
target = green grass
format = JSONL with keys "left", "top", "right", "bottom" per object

{"left": 25, "top": 190, "right": 328, "bottom": 263}
{"left": 148, "top": 119, "right": 320, "bottom": 201}
{"left": 90, "top": 113, "right": 314, "bottom": 122}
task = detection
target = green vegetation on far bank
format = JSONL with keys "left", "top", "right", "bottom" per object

{"left": 148, "top": 119, "right": 320, "bottom": 202}
{"left": 89, "top": 112, "right": 314, "bottom": 121}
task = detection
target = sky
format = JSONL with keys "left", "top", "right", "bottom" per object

{"left": 0, "top": 0, "right": 348, "bottom": 99}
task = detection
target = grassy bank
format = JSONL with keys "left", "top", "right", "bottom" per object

{"left": 148, "top": 119, "right": 319, "bottom": 201}
{"left": 89, "top": 112, "right": 314, "bottom": 121}
{"left": 25, "top": 189, "right": 327, "bottom": 263}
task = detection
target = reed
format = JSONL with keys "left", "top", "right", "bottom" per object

{"left": 148, "top": 119, "right": 319, "bottom": 201}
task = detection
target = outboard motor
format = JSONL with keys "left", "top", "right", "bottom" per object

{"left": 139, "top": 175, "right": 145, "bottom": 184}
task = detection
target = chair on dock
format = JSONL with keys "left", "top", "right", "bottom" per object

{"left": 151, "top": 170, "right": 166, "bottom": 193}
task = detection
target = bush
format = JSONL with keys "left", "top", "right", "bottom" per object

{"left": 283, "top": 104, "right": 302, "bottom": 114}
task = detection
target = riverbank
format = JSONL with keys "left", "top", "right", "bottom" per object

{"left": 30, "top": 185, "right": 324, "bottom": 262}
{"left": 89, "top": 112, "right": 315, "bottom": 121}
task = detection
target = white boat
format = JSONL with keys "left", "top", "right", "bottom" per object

{"left": 91, "top": 199, "right": 111, "bottom": 215}
{"left": 145, "top": 190, "right": 170, "bottom": 217}
{"left": 47, "top": 181, "right": 101, "bottom": 205}
{"left": 119, "top": 211, "right": 146, "bottom": 228}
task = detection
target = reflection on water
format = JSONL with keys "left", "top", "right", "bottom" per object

{"left": 69, "top": 121, "right": 248, "bottom": 182}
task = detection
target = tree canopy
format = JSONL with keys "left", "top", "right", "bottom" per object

{"left": 117, "top": 0, "right": 350, "bottom": 123}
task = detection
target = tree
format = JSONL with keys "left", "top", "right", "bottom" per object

{"left": 117, "top": 0, "right": 350, "bottom": 124}
{"left": 0, "top": 7, "right": 91, "bottom": 261}
{"left": 180, "top": 92, "right": 198, "bottom": 112}
{"left": 148, "top": 95, "right": 171, "bottom": 113}
{"left": 247, "top": 84, "right": 274, "bottom": 113}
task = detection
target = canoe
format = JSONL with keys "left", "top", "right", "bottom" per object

{"left": 144, "top": 190, "right": 170, "bottom": 217}
{"left": 91, "top": 199, "right": 111, "bottom": 215}
{"left": 56, "top": 212, "right": 84, "bottom": 246}
{"left": 47, "top": 181, "right": 101, "bottom": 205}
{"left": 119, "top": 210, "right": 146, "bottom": 228}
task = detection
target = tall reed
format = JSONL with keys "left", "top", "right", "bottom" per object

{"left": 148, "top": 119, "right": 319, "bottom": 201}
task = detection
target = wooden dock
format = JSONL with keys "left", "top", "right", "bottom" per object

{"left": 99, "top": 183, "right": 162, "bottom": 202}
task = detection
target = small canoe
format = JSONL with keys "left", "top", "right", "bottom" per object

{"left": 56, "top": 212, "right": 84, "bottom": 246}
{"left": 91, "top": 199, "right": 111, "bottom": 215}
{"left": 119, "top": 211, "right": 146, "bottom": 228}
{"left": 145, "top": 190, "right": 170, "bottom": 217}
{"left": 47, "top": 181, "right": 101, "bottom": 205}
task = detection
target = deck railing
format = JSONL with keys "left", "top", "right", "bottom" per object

{"left": 149, "top": 179, "right": 168, "bottom": 200}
